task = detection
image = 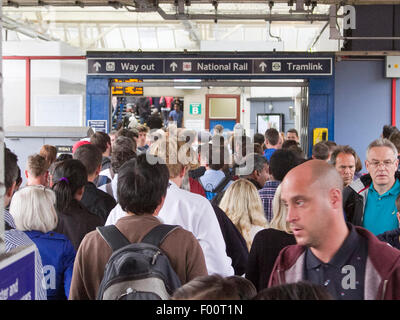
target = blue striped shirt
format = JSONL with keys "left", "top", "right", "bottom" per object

{"left": 259, "top": 180, "right": 280, "bottom": 222}
{"left": 4, "top": 208, "right": 16, "bottom": 229}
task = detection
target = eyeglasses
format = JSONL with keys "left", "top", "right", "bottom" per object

{"left": 367, "top": 159, "right": 397, "bottom": 169}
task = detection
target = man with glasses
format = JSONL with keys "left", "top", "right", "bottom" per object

{"left": 343, "top": 138, "right": 400, "bottom": 235}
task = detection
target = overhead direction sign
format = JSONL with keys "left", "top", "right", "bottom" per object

{"left": 87, "top": 57, "right": 332, "bottom": 76}
{"left": 88, "top": 59, "right": 164, "bottom": 75}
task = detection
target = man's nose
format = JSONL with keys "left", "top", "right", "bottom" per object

{"left": 286, "top": 206, "right": 297, "bottom": 223}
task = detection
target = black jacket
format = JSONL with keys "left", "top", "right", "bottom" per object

{"left": 343, "top": 172, "right": 400, "bottom": 226}
{"left": 81, "top": 182, "right": 117, "bottom": 224}
{"left": 377, "top": 228, "right": 400, "bottom": 250}
{"left": 55, "top": 199, "right": 104, "bottom": 251}
{"left": 212, "top": 204, "right": 249, "bottom": 276}
{"left": 245, "top": 228, "right": 296, "bottom": 291}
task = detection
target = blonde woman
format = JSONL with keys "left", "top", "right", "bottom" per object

{"left": 245, "top": 184, "right": 296, "bottom": 292}
{"left": 219, "top": 178, "right": 268, "bottom": 251}
{"left": 9, "top": 186, "right": 76, "bottom": 300}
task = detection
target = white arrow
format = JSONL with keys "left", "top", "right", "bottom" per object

{"left": 93, "top": 62, "right": 101, "bottom": 72}
{"left": 170, "top": 62, "right": 178, "bottom": 72}
{"left": 259, "top": 62, "right": 267, "bottom": 72}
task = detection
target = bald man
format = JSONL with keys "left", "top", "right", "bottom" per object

{"left": 268, "top": 160, "right": 400, "bottom": 300}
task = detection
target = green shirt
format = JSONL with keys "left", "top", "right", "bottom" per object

{"left": 363, "top": 179, "right": 400, "bottom": 236}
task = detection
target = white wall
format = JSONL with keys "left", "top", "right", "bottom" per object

{"left": 2, "top": 41, "right": 85, "bottom": 127}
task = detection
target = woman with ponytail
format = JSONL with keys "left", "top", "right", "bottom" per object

{"left": 52, "top": 159, "right": 103, "bottom": 251}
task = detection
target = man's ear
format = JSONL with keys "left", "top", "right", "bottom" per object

{"left": 24, "top": 170, "right": 29, "bottom": 179}
{"left": 365, "top": 159, "right": 369, "bottom": 173}
{"left": 329, "top": 188, "right": 342, "bottom": 210}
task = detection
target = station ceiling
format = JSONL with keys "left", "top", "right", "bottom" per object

{"left": 2, "top": 1, "right": 398, "bottom": 6}
{"left": 1, "top": 0, "right": 397, "bottom": 53}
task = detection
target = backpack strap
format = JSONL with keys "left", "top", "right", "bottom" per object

{"left": 141, "top": 224, "right": 179, "bottom": 247}
{"left": 213, "top": 173, "right": 232, "bottom": 194}
{"left": 97, "top": 225, "right": 130, "bottom": 252}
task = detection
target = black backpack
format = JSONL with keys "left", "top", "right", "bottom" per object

{"left": 198, "top": 173, "right": 232, "bottom": 203}
{"left": 96, "top": 224, "right": 182, "bottom": 300}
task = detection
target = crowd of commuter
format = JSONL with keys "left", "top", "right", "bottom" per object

{"left": 4, "top": 116, "right": 400, "bottom": 300}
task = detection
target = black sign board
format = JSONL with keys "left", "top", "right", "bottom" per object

{"left": 88, "top": 59, "right": 164, "bottom": 75}
{"left": 253, "top": 58, "right": 332, "bottom": 75}
{"left": 87, "top": 57, "right": 332, "bottom": 76}
{"left": 164, "top": 59, "right": 253, "bottom": 74}
{"left": 56, "top": 145, "right": 73, "bottom": 154}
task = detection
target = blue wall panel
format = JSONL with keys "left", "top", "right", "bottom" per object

{"left": 334, "top": 60, "right": 400, "bottom": 172}
{"left": 86, "top": 78, "right": 110, "bottom": 131}
{"left": 308, "top": 77, "right": 335, "bottom": 156}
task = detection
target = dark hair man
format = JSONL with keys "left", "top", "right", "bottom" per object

{"left": 330, "top": 145, "right": 357, "bottom": 187}
{"left": 69, "top": 155, "right": 207, "bottom": 300}
{"left": 269, "top": 159, "right": 400, "bottom": 300}
{"left": 99, "top": 136, "right": 137, "bottom": 200}
{"left": 90, "top": 131, "right": 112, "bottom": 159}
{"left": 136, "top": 125, "right": 149, "bottom": 154}
{"left": 263, "top": 128, "right": 280, "bottom": 162}
{"left": 389, "top": 130, "right": 400, "bottom": 171}
{"left": 91, "top": 131, "right": 113, "bottom": 187}
{"left": 312, "top": 141, "right": 330, "bottom": 161}
{"left": 259, "top": 149, "right": 302, "bottom": 222}
{"left": 343, "top": 138, "right": 400, "bottom": 236}
{"left": 240, "top": 153, "right": 269, "bottom": 190}
{"left": 382, "top": 124, "right": 399, "bottom": 139}
{"left": 73, "top": 144, "right": 117, "bottom": 224}
{"left": 169, "top": 103, "right": 183, "bottom": 128}
{"left": 286, "top": 128, "right": 299, "bottom": 143}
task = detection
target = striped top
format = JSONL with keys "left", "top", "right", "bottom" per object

{"left": 4, "top": 208, "right": 16, "bottom": 229}
{"left": 259, "top": 180, "right": 280, "bottom": 223}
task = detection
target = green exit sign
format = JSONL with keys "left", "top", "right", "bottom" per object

{"left": 189, "top": 103, "right": 201, "bottom": 115}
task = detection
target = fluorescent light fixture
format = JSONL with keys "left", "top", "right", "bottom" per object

{"left": 173, "top": 79, "right": 201, "bottom": 89}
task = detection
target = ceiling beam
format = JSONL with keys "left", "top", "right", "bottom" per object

{"left": 3, "top": 1, "right": 400, "bottom": 6}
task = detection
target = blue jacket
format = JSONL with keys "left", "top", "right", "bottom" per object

{"left": 25, "top": 230, "right": 76, "bottom": 300}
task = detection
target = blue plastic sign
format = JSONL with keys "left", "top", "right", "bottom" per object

{"left": 0, "top": 246, "right": 36, "bottom": 300}
{"left": 88, "top": 120, "right": 108, "bottom": 133}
